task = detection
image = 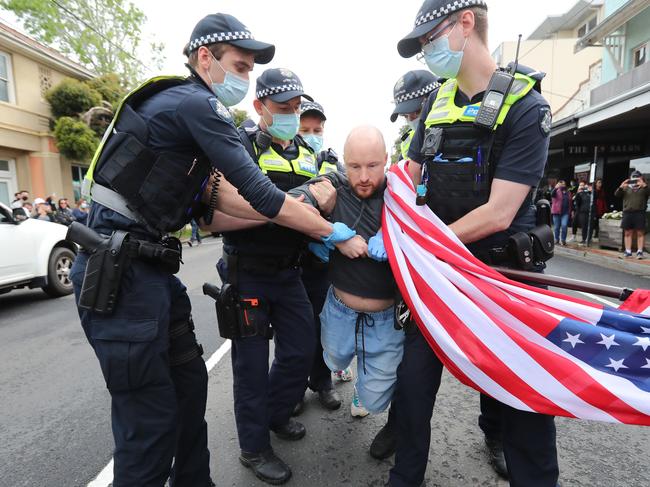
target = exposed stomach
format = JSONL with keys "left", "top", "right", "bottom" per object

{"left": 333, "top": 287, "right": 394, "bottom": 313}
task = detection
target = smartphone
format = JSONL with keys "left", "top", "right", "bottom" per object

{"left": 630, "top": 178, "right": 639, "bottom": 186}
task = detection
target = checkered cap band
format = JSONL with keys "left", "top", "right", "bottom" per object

{"left": 415, "top": 0, "right": 487, "bottom": 27}
{"left": 395, "top": 82, "right": 441, "bottom": 104}
{"left": 188, "top": 30, "right": 253, "bottom": 51}
{"left": 256, "top": 83, "right": 304, "bottom": 99}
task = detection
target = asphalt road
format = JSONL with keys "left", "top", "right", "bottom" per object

{"left": 1, "top": 241, "right": 649, "bottom": 487}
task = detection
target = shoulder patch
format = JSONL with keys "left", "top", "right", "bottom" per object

{"left": 539, "top": 107, "right": 552, "bottom": 137}
{"left": 208, "top": 96, "right": 232, "bottom": 121}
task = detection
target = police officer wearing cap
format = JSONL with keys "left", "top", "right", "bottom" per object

{"left": 292, "top": 100, "right": 343, "bottom": 414}
{"left": 299, "top": 100, "right": 344, "bottom": 174}
{"left": 386, "top": 1, "right": 559, "bottom": 486}
{"left": 69, "top": 13, "right": 357, "bottom": 487}
{"left": 208, "top": 68, "right": 366, "bottom": 485}
{"left": 390, "top": 70, "right": 441, "bottom": 160}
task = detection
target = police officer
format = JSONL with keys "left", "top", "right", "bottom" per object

{"left": 387, "top": 1, "right": 559, "bottom": 486}
{"left": 218, "top": 68, "right": 365, "bottom": 485}
{"left": 68, "top": 13, "right": 357, "bottom": 487}
{"left": 299, "top": 100, "right": 344, "bottom": 173}
{"left": 390, "top": 70, "right": 440, "bottom": 160}
{"left": 294, "top": 100, "right": 342, "bottom": 414}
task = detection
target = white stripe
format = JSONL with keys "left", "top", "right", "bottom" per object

{"left": 87, "top": 340, "right": 232, "bottom": 487}
{"left": 577, "top": 291, "right": 618, "bottom": 308}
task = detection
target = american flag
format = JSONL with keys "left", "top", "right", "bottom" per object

{"left": 383, "top": 161, "right": 650, "bottom": 425}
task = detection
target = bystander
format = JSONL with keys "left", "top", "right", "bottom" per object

{"left": 615, "top": 171, "right": 650, "bottom": 259}
{"left": 551, "top": 180, "right": 570, "bottom": 245}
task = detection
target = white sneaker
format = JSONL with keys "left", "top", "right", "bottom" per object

{"left": 350, "top": 386, "right": 369, "bottom": 418}
{"left": 334, "top": 367, "right": 354, "bottom": 382}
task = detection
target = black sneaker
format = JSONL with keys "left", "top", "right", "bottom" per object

{"left": 240, "top": 448, "right": 292, "bottom": 485}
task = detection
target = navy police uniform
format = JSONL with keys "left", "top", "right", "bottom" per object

{"left": 69, "top": 13, "right": 281, "bottom": 487}
{"left": 389, "top": 1, "right": 559, "bottom": 486}
{"left": 220, "top": 69, "right": 318, "bottom": 459}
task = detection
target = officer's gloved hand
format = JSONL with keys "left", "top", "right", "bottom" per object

{"left": 307, "top": 242, "right": 330, "bottom": 263}
{"left": 368, "top": 230, "right": 388, "bottom": 262}
{"left": 322, "top": 222, "right": 356, "bottom": 250}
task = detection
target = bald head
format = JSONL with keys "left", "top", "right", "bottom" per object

{"left": 343, "top": 125, "right": 387, "bottom": 199}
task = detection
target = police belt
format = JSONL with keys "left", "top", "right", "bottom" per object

{"left": 122, "top": 238, "right": 182, "bottom": 274}
{"left": 231, "top": 252, "right": 302, "bottom": 275}
{"left": 473, "top": 246, "right": 516, "bottom": 267}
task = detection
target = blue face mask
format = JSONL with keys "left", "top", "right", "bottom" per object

{"left": 303, "top": 134, "right": 323, "bottom": 153}
{"left": 422, "top": 23, "right": 467, "bottom": 79}
{"left": 262, "top": 104, "right": 300, "bottom": 141}
{"left": 208, "top": 55, "right": 249, "bottom": 107}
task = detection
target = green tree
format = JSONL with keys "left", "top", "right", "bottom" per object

{"left": 0, "top": 0, "right": 164, "bottom": 87}
{"left": 53, "top": 116, "right": 99, "bottom": 161}
{"left": 231, "top": 108, "right": 250, "bottom": 128}
{"left": 85, "top": 73, "right": 126, "bottom": 106}
{"left": 391, "top": 123, "right": 411, "bottom": 164}
{"left": 45, "top": 78, "right": 101, "bottom": 119}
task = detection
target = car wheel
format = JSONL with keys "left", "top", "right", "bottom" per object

{"left": 42, "top": 247, "right": 76, "bottom": 297}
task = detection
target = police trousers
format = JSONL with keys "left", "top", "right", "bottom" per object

{"left": 300, "top": 264, "right": 334, "bottom": 393}
{"left": 389, "top": 326, "right": 559, "bottom": 487}
{"left": 230, "top": 267, "right": 315, "bottom": 453}
{"left": 70, "top": 253, "right": 210, "bottom": 487}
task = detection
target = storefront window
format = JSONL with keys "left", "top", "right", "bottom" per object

{"left": 71, "top": 165, "right": 88, "bottom": 202}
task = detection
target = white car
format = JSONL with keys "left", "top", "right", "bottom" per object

{"left": 0, "top": 202, "right": 77, "bottom": 297}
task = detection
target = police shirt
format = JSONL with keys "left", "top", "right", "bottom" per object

{"left": 90, "top": 76, "right": 286, "bottom": 237}
{"left": 408, "top": 84, "right": 551, "bottom": 251}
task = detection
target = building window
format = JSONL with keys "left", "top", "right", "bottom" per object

{"left": 633, "top": 43, "right": 647, "bottom": 68}
{"left": 71, "top": 164, "right": 89, "bottom": 202}
{"left": 577, "top": 15, "right": 598, "bottom": 38}
{"left": 39, "top": 66, "right": 53, "bottom": 98}
{"left": 0, "top": 159, "right": 17, "bottom": 206}
{"left": 0, "top": 50, "right": 16, "bottom": 103}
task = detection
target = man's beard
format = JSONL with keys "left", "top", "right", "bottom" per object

{"left": 352, "top": 182, "right": 378, "bottom": 199}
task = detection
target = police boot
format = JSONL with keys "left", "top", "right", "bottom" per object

{"left": 270, "top": 418, "right": 306, "bottom": 441}
{"left": 240, "top": 448, "right": 292, "bottom": 485}
{"left": 485, "top": 437, "right": 508, "bottom": 479}
{"left": 292, "top": 397, "right": 305, "bottom": 416}
{"left": 369, "top": 421, "right": 397, "bottom": 459}
{"left": 317, "top": 388, "right": 342, "bottom": 410}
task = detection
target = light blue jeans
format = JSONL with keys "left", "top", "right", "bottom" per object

{"left": 553, "top": 213, "right": 569, "bottom": 243}
{"left": 320, "top": 286, "right": 404, "bottom": 413}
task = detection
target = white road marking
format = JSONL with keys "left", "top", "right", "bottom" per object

{"left": 577, "top": 291, "right": 618, "bottom": 308}
{"left": 86, "top": 340, "right": 232, "bottom": 487}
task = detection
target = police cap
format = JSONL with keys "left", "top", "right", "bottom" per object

{"left": 300, "top": 100, "right": 326, "bottom": 121}
{"left": 187, "top": 13, "right": 275, "bottom": 64}
{"left": 391, "top": 70, "right": 441, "bottom": 122}
{"left": 256, "top": 68, "right": 313, "bottom": 103}
{"left": 397, "top": 0, "right": 488, "bottom": 58}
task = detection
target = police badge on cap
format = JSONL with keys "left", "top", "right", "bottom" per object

{"left": 187, "top": 13, "right": 275, "bottom": 64}
{"left": 397, "top": 0, "right": 488, "bottom": 58}
{"left": 255, "top": 68, "right": 313, "bottom": 103}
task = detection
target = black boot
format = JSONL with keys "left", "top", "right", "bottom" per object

{"left": 292, "top": 397, "right": 305, "bottom": 416}
{"left": 485, "top": 437, "right": 508, "bottom": 479}
{"left": 370, "top": 422, "right": 397, "bottom": 459}
{"left": 318, "top": 388, "right": 342, "bottom": 410}
{"left": 270, "top": 418, "right": 306, "bottom": 441}
{"left": 240, "top": 448, "right": 292, "bottom": 485}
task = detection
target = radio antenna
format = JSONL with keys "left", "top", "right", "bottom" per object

{"left": 512, "top": 34, "right": 522, "bottom": 74}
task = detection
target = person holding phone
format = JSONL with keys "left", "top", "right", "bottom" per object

{"left": 615, "top": 171, "right": 650, "bottom": 258}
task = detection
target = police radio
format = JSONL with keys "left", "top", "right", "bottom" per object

{"left": 474, "top": 34, "right": 522, "bottom": 131}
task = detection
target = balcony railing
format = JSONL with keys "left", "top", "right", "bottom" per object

{"left": 590, "top": 61, "right": 650, "bottom": 106}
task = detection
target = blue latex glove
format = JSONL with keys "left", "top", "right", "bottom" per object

{"left": 322, "top": 222, "right": 356, "bottom": 250}
{"left": 368, "top": 231, "right": 387, "bottom": 262}
{"left": 307, "top": 242, "right": 330, "bottom": 263}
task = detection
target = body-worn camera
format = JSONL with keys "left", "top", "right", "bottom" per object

{"left": 422, "top": 127, "right": 444, "bottom": 158}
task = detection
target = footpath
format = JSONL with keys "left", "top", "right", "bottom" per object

{"left": 555, "top": 238, "right": 650, "bottom": 277}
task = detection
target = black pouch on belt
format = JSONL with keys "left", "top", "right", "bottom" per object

{"left": 237, "top": 297, "right": 272, "bottom": 339}
{"left": 507, "top": 231, "right": 534, "bottom": 270}
{"left": 528, "top": 224, "right": 554, "bottom": 263}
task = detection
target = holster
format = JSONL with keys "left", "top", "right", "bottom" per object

{"left": 66, "top": 223, "right": 130, "bottom": 314}
{"left": 202, "top": 282, "right": 272, "bottom": 340}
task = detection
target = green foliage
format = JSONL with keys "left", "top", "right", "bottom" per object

{"left": 53, "top": 116, "right": 99, "bottom": 161}
{"left": 44, "top": 78, "right": 101, "bottom": 119}
{"left": 391, "top": 123, "right": 411, "bottom": 164}
{"left": 0, "top": 0, "right": 164, "bottom": 87}
{"left": 231, "top": 108, "right": 250, "bottom": 128}
{"left": 85, "top": 73, "right": 126, "bottom": 105}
